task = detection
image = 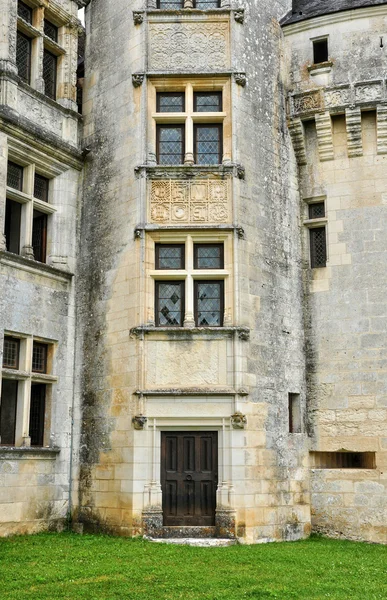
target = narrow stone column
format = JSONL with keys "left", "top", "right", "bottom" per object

{"left": 57, "top": 20, "right": 79, "bottom": 111}
{"left": 0, "top": 132, "right": 8, "bottom": 250}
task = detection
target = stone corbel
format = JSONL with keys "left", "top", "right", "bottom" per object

{"left": 234, "top": 72, "right": 246, "bottom": 87}
{"left": 238, "top": 387, "right": 249, "bottom": 397}
{"left": 133, "top": 415, "right": 148, "bottom": 430}
{"left": 134, "top": 228, "right": 143, "bottom": 239}
{"left": 234, "top": 9, "right": 244, "bottom": 24}
{"left": 231, "top": 412, "right": 247, "bottom": 429}
{"left": 133, "top": 11, "right": 144, "bottom": 25}
{"left": 237, "top": 327, "right": 250, "bottom": 341}
{"left": 132, "top": 73, "right": 145, "bottom": 88}
{"left": 236, "top": 226, "right": 245, "bottom": 239}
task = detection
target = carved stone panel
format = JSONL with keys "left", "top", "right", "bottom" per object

{"left": 149, "top": 179, "right": 231, "bottom": 224}
{"left": 355, "top": 82, "right": 383, "bottom": 103}
{"left": 291, "top": 91, "right": 322, "bottom": 116}
{"left": 324, "top": 86, "right": 350, "bottom": 108}
{"left": 148, "top": 21, "right": 230, "bottom": 71}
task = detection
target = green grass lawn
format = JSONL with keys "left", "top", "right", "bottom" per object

{"left": 0, "top": 533, "right": 386, "bottom": 599}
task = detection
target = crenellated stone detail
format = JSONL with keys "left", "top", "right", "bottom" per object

{"left": 288, "top": 119, "right": 307, "bottom": 166}
{"left": 315, "top": 112, "right": 334, "bottom": 161}
{"left": 377, "top": 105, "right": 387, "bottom": 154}
{"left": 345, "top": 107, "right": 363, "bottom": 158}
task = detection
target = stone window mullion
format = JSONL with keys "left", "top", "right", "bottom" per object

{"left": 20, "top": 164, "right": 35, "bottom": 258}
{"left": 184, "top": 84, "right": 194, "bottom": 165}
{"left": 31, "top": 5, "right": 45, "bottom": 93}
{"left": 184, "top": 235, "right": 195, "bottom": 327}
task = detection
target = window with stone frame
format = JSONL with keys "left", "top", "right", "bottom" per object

{"left": 1, "top": 334, "right": 56, "bottom": 447}
{"left": 150, "top": 78, "right": 231, "bottom": 166}
{"left": 304, "top": 198, "right": 328, "bottom": 268}
{"left": 16, "top": 30, "right": 32, "bottom": 84}
{"left": 5, "top": 160, "right": 55, "bottom": 263}
{"left": 43, "top": 49, "right": 57, "bottom": 100}
{"left": 150, "top": 235, "right": 231, "bottom": 328}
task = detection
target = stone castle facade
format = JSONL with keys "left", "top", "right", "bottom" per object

{"left": 0, "top": 0, "right": 386, "bottom": 544}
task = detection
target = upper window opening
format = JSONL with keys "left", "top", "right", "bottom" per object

{"left": 32, "top": 342, "right": 48, "bottom": 374}
{"left": 194, "top": 92, "right": 222, "bottom": 113}
{"left": 7, "top": 162, "right": 23, "bottom": 191}
{"left": 308, "top": 202, "right": 325, "bottom": 219}
{"left": 195, "top": 1, "right": 221, "bottom": 9}
{"left": 43, "top": 49, "right": 57, "bottom": 100}
{"left": 313, "top": 38, "right": 328, "bottom": 64}
{"left": 44, "top": 19, "right": 58, "bottom": 43}
{"left": 17, "top": 0, "right": 32, "bottom": 24}
{"left": 2, "top": 337, "right": 20, "bottom": 370}
{"left": 157, "top": 0, "right": 183, "bottom": 7}
{"left": 32, "top": 210, "right": 48, "bottom": 263}
{"left": 4, "top": 200, "right": 22, "bottom": 255}
{"left": 16, "top": 31, "right": 32, "bottom": 84}
{"left": 157, "top": 92, "right": 185, "bottom": 113}
{"left": 195, "top": 281, "right": 224, "bottom": 327}
{"left": 34, "top": 174, "right": 49, "bottom": 202}
{"left": 156, "top": 125, "right": 185, "bottom": 165}
{"left": 156, "top": 244, "right": 185, "bottom": 269}
{"left": 194, "top": 244, "right": 224, "bottom": 269}
{"left": 194, "top": 124, "right": 222, "bottom": 165}
{"left": 155, "top": 281, "right": 185, "bottom": 327}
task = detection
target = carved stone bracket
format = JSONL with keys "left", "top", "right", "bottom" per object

{"left": 133, "top": 11, "right": 144, "bottom": 25}
{"left": 132, "top": 73, "right": 145, "bottom": 88}
{"left": 231, "top": 412, "right": 247, "bottom": 429}
{"left": 133, "top": 415, "right": 148, "bottom": 430}
{"left": 234, "top": 9, "right": 244, "bottom": 24}
{"left": 238, "top": 387, "right": 249, "bottom": 397}
{"left": 236, "top": 164, "right": 245, "bottom": 179}
{"left": 238, "top": 327, "right": 250, "bottom": 341}
{"left": 234, "top": 72, "right": 246, "bottom": 87}
{"left": 236, "top": 226, "right": 245, "bottom": 239}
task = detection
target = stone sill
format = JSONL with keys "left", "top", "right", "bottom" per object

{"left": 308, "top": 61, "right": 333, "bottom": 73}
{"left": 0, "top": 251, "right": 73, "bottom": 283}
{"left": 135, "top": 164, "right": 242, "bottom": 179}
{"left": 147, "top": 8, "right": 231, "bottom": 16}
{"left": 136, "top": 387, "right": 237, "bottom": 396}
{"left": 0, "top": 447, "right": 60, "bottom": 459}
{"left": 17, "top": 79, "right": 81, "bottom": 120}
{"left": 130, "top": 325, "right": 250, "bottom": 340}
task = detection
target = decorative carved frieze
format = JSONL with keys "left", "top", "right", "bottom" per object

{"left": 315, "top": 112, "right": 334, "bottom": 161}
{"left": 149, "top": 179, "right": 231, "bottom": 224}
{"left": 288, "top": 119, "right": 307, "bottom": 166}
{"left": 377, "top": 105, "right": 387, "bottom": 154}
{"left": 345, "top": 107, "right": 363, "bottom": 158}
{"left": 355, "top": 82, "right": 383, "bottom": 104}
{"left": 324, "top": 86, "right": 350, "bottom": 108}
{"left": 148, "top": 22, "right": 230, "bottom": 71}
{"left": 291, "top": 91, "right": 322, "bottom": 116}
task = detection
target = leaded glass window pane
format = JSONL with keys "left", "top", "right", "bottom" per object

{"left": 156, "top": 282, "right": 184, "bottom": 326}
{"left": 44, "top": 19, "right": 58, "bottom": 43}
{"left": 32, "top": 210, "right": 47, "bottom": 263}
{"left": 195, "top": 0, "right": 220, "bottom": 6}
{"left": 3, "top": 337, "right": 20, "bottom": 370}
{"left": 43, "top": 49, "right": 57, "bottom": 100}
{"left": 156, "top": 244, "right": 185, "bottom": 269}
{"left": 32, "top": 342, "right": 48, "bottom": 373}
{"left": 0, "top": 380, "right": 18, "bottom": 445}
{"left": 16, "top": 31, "right": 31, "bottom": 84}
{"left": 34, "top": 174, "right": 49, "bottom": 202}
{"left": 5, "top": 200, "right": 21, "bottom": 255}
{"left": 194, "top": 92, "right": 222, "bottom": 112}
{"left": 157, "top": 93, "right": 185, "bottom": 113}
{"left": 310, "top": 227, "right": 327, "bottom": 268}
{"left": 194, "top": 125, "right": 222, "bottom": 165}
{"left": 158, "top": 0, "right": 184, "bottom": 7}
{"left": 195, "top": 281, "right": 223, "bottom": 327}
{"left": 29, "top": 384, "right": 46, "bottom": 446}
{"left": 194, "top": 244, "right": 223, "bottom": 269}
{"left": 157, "top": 126, "right": 184, "bottom": 165}
{"left": 7, "top": 162, "right": 23, "bottom": 190}
{"left": 308, "top": 202, "right": 325, "bottom": 219}
{"left": 18, "top": 1, "right": 32, "bottom": 23}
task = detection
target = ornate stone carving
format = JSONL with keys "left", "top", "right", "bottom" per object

{"left": 132, "top": 415, "right": 148, "bottom": 430}
{"left": 234, "top": 9, "right": 244, "bottom": 24}
{"left": 132, "top": 73, "right": 145, "bottom": 87}
{"left": 236, "top": 164, "right": 245, "bottom": 179}
{"left": 231, "top": 412, "right": 247, "bottom": 429}
{"left": 148, "top": 22, "right": 230, "bottom": 71}
{"left": 315, "top": 112, "right": 334, "bottom": 161}
{"left": 237, "top": 327, "right": 250, "bottom": 341}
{"left": 324, "top": 87, "right": 350, "bottom": 108}
{"left": 234, "top": 72, "right": 246, "bottom": 87}
{"left": 149, "top": 179, "right": 231, "bottom": 224}
{"left": 355, "top": 83, "right": 383, "bottom": 103}
{"left": 133, "top": 11, "right": 144, "bottom": 25}
{"left": 236, "top": 226, "right": 245, "bottom": 239}
{"left": 292, "top": 91, "right": 322, "bottom": 115}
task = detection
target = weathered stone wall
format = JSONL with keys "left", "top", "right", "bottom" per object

{"left": 284, "top": 5, "right": 387, "bottom": 544}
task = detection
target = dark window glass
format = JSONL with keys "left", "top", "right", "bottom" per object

{"left": 310, "top": 227, "right": 327, "bottom": 268}
{"left": 157, "top": 0, "right": 184, "bottom": 7}
{"left": 0, "top": 380, "right": 18, "bottom": 445}
{"left": 308, "top": 202, "right": 325, "bottom": 219}
{"left": 157, "top": 125, "right": 184, "bottom": 165}
{"left": 194, "top": 125, "right": 222, "bottom": 165}
{"left": 195, "top": 281, "right": 224, "bottom": 327}
{"left": 32, "top": 210, "right": 47, "bottom": 263}
{"left": 156, "top": 244, "right": 185, "bottom": 269}
{"left": 7, "top": 162, "right": 23, "bottom": 190}
{"left": 313, "top": 39, "right": 328, "bottom": 64}
{"left": 43, "top": 49, "right": 57, "bottom": 100}
{"left": 157, "top": 92, "right": 185, "bottom": 113}
{"left": 29, "top": 384, "right": 46, "bottom": 447}
{"left": 32, "top": 342, "right": 48, "bottom": 373}
{"left": 156, "top": 281, "right": 184, "bottom": 326}
{"left": 44, "top": 19, "right": 58, "bottom": 43}
{"left": 194, "top": 92, "right": 222, "bottom": 112}
{"left": 288, "top": 393, "right": 301, "bottom": 434}
{"left": 34, "top": 174, "right": 49, "bottom": 202}
{"left": 3, "top": 337, "right": 20, "bottom": 370}
{"left": 195, "top": 0, "right": 221, "bottom": 6}
{"left": 18, "top": 0, "right": 32, "bottom": 23}
{"left": 16, "top": 31, "right": 31, "bottom": 84}
{"left": 194, "top": 244, "right": 224, "bottom": 269}
{"left": 4, "top": 199, "right": 22, "bottom": 255}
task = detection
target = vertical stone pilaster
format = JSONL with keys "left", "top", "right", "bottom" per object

{"left": 32, "top": 5, "right": 45, "bottom": 93}
{"left": 57, "top": 21, "right": 79, "bottom": 111}
{"left": 315, "top": 112, "right": 334, "bottom": 161}
{"left": 345, "top": 107, "right": 363, "bottom": 157}
{"left": 377, "top": 104, "right": 387, "bottom": 154}
{"left": 0, "top": 132, "right": 8, "bottom": 251}
{"left": 288, "top": 118, "right": 307, "bottom": 166}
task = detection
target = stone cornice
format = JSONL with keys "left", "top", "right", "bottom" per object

{"left": 0, "top": 251, "right": 74, "bottom": 283}
{"left": 282, "top": 5, "right": 387, "bottom": 35}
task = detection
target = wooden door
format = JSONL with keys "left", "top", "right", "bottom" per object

{"left": 161, "top": 431, "right": 218, "bottom": 526}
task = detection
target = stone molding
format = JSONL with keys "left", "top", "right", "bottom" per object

{"left": 135, "top": 164, "right": 240, "bottom": 180}
{"left": 130, "top": 325, "right": 250, "bottom": 340}
{"left": 282, "top": 5, "right": 387, "bottom": 36}
{"left": 135, "top": 387, "right": 237, "bottom": 396}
